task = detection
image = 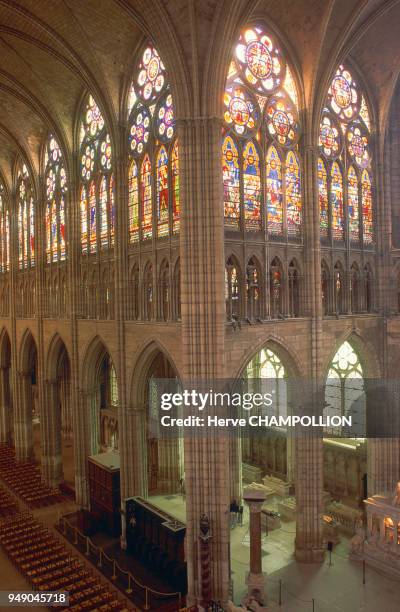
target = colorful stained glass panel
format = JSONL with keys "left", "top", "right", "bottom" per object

{"left": 157, "top": 146, "right": 169, "bottom": 237}
{"left": 318, "top": 158, "right": 329, "bottom": 238}
{"left": 243, "top": 141, "right": 261, "bottom": 230}
{"left": 171, "top": 140, "right": 180, "bottom": 234}
{"left": 286, "top": 151, "right": 302, "bottom": 237}
{"left": 222, "top": 136, "right": 240, "bottom": 226}
{"left": 348, "top": 166, "right": 360, "bottom": 242}
{"left": 266, "top": 146, "right": 283, "bottom": 235}
{"left": 331, "top": 162, "right": 344, "bottom": 241}
{"left": 141, "top": 155, "right": 153, "bottom": 239}
{"left": 362, "top": 170, "right": 373, "bottom": 245}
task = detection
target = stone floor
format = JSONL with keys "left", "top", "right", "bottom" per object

{"left": 7, "top": 437, "right": 400, "bottom": 612}
{"left": 151, "top": 494, "right": 400, "bottom": 611}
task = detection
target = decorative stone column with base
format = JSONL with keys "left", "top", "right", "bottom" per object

{"left": 242, "top": 484, "right": 268, "bottom": 607}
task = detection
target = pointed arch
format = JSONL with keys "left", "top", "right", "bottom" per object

{"left": 243, "top": 140, "right": 261, "bottom": 230}
{"left": 222, "top": 135, "right": 240, "bottom": 227}
{"left": 266, "top": 145, "right": 283, "bottom": 236}
{"left": 285, "top": 150, "right": 302, "bottom": 238}
{"left": 46, "top": 333, "right": 70, "bottom": 381}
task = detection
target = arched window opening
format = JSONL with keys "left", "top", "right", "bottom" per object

{"left": 334, "top": 262, "right": 344, "bottom": 315}
{"left": 245, "top": 347, "right": 288, "bottom": 421}
{"left": 79, "top": 95, "right": 113, "bottom": 253}
{"left": 364, "top": 264, "right": 373, "bottom": 313}
{"left": 45, "top": 135, "right": 68, "bottom": 262}
{"left": 0, "top": 182, "right": 10, "bottom": 272}
{"left": 222, "top": 26, "right": 302, "bottom": 239}
{"left": 319, "top": 66, "right": 373, "bottom": 247}
{"left": 246, "top": 257, "right": 261, "bottom": 320}
{"left": 128, "top": 44, "right": 179, "bottom": 242}
{"left": 321, "top": 263, "right": 330, "bottom": 315}
{"left": 17, "top": 163, "right": 35, "bottom": 269}
{"left": 143, "top": 263, "right": 153, "bottom": 321}
{"left": 225, "top": 256, "right": 241, "bottom": 320}
{"left": 173, "top": 259, "right": 181, "bottom": 320}
{"left": 159, "top": 261, "right": 170, "bottom": 321}
{"left": 130, "top": 264, "right": 139, "bottom": 320}
{"left": 324, "top": 341, "right": 365, "bottom": 439}
{"left": 288, "top": 260, "right": 300, "bottom": 317}
{"left": 270, "top": 257, "right": 283, "bottom": 318}
{"left": 350, "top": 263, "right": 360, "bottom": 313}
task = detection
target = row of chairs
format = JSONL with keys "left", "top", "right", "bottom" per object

{"left": 0, "top": 484, "right": 19, "bottom": 517}
{"left": 0, "top": 444, "right": 63, "bottom": 507}
{"left": 0, "top": 513, "right": 131, "bottom": 611}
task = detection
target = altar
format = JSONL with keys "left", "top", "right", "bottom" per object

{"left": 362, "top": 486, "right": 400, "bottom": 578}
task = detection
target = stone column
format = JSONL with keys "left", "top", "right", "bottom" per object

{"left": 0, "top": 366, "right": 11, "bottom": 443}
{"left": 243, "top": 486, "right": 267, "bottom": 606}
{"left": 40, "top": 379, "right": 63, "bottom": 487}
{"left": 229, "top": 435, "right": 242, "bottom": 505}
{"left": 179, "top": 116, "right": 229, "bottom": 605}
{"left": 73, "top": 389, "right": 92, "bottom": 508}
{"left": 14, "top": 371, "right": 33, "bottom": 461}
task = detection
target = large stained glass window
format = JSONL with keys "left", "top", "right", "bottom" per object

{"left": 222, "top": 25, "right": 302, "bottom": 238}
{"left": 324, "top": 341, "right": 365, "bottom": 439}
{"left": 79, "top": 95, "right": 113, "bottom": 253}
{"left": 222, "top": 136, "right": 240, "bottom": 227}
{"left": 319, "top": 65, "right": 373, "bottom": 246}
{"left": 17, "top": 163, "right": 35, "bottom": 269}
{"left": 0, "top": 182, "right": 10, "bottom": 273}
{"left": 44, "top": 135, "right": 68, "bottom": 262}
{"left": 331, "top": 162, "right": 344, "bottom": 241}
{"left": 128, "top": 43, "right": 179, "bottom": 242}
{"left": 318, "top": 158, "right": 329, "bottom": 237}
{"left": 243, "top": 141, "right": 261, "bottom": 229}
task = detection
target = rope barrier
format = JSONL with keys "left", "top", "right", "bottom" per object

{"left": 60, "top": 516, "right": 182, "bottom": 602}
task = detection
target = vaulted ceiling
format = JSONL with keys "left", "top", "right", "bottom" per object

{"left": 0, "top": 0, "right": 398, "bottom": 186}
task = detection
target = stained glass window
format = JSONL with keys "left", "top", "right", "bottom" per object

{"left": 0, "top": 183, "right": 10, "bottom": 273}
{"left": 286, "top": 151, "right": 302, "bottom": 237}
{"left": 318, "top": 158, "right": 329, "bottom": 238}
{"left": 128, "top": 161, "right": 139, "bottom": 242}
{"left": 171, "top": 140, "right": 180, "bottom": 234}
{"left": 156, "top": 146, "right": 169, "bottom": 237}
{"left": 141, "top": 155, "right": 153, "bottom": 239}
{"left": 362, "top": 170, "right": 373, "bottom": 245}
{"left": 324, "top": 341, "right": 365, "bottom": 438}
{"left": 243, "top": 141, "right": 261, "bottom": 230}
{"left": 347, "top": 166, "right": 360, "bottom": 242}
{"left": 80, "top": 186, "right": 88, "bottom": 253}
{"left": 44, "top": 135, "right": 68, "bottom": 263}
{"left": 17, "top": 163, "right": 35, "bottom": 269}
{"left": 222, "top": 136, "right": 240, "bottom": 226}
{"left": 319, "top": 65, "right": 373, "bottom": 245}
{"left": 266, "top": 146, "right": 282, "bottom": 235}
{"left": 128, "top": 43, "right": 178, "bottom": 240}
{"left": 222, "top": 25, "right": 302, "bottom": 238}
{"left": 331, "top": 162, "right": 344, "bottom": 241}
{"left": 79, "top": 95, "right": 113, "bottom": 253}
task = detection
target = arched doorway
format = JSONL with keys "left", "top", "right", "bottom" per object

{"left": 17, "top": 332, "right": 38, "bottom": 461}
{"left": 46, "top": 336, "right": 73, "bottom": 487}
{"left": 323, "top": 340, "right": 366, "bottom": 507}
{"left": 0, "top": 330, "right": 12, "bottom": 444}
{"left": 145, "top": 351, "right": 183, "bottom": 495}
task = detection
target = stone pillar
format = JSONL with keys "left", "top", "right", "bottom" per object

{"left": 14, "top": 371, "right": 33, "bottom": 461}
{"left": 40, "top": 379, "right": 63, "bottom": 487}
{"left": 73, "top": 389, "right": 92, "bottom": 508}
{"left": 243, "top": 486, "right": 267, "bottom": 606}
{"left": 229, "top": 435, "right": 242, "bottom": 505}
{"left": 179, "top": 116, "right": 229, "bottom": 605}
{"left": 0, "top": 366, "right": 11, "bottom": 443}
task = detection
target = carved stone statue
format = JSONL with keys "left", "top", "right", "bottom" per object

{"left": 392, "top": 482, "right": 400, "bottom": 507}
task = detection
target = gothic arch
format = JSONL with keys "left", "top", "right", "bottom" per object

{"left": 46, "top": 333, "right": 71, "bottom": 381}
{"left": 129, "top": 339, "right": 181, "bottom": 409}
{"left": 80, "top": 335, "right": 117, "bottom": 391}
{"left": 0, "top": 328, "right": 11, "bottom": 367}
{"left": 323, "top": 331, "right": 381, "bottom": 381}
{"left": 19, "top": 328, "right": 37, "bottom": 373}
{"left": 234, "top": 333, "right": 304, "bottom": 381}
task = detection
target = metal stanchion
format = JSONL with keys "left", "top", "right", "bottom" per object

{"left": 126, "top": 574, "right": 132, "bottom": 594}
{"left": 312, "top": 598, "right": 315, "bottom": 612}
{"left": 363, "top": 559, "right": 366, "bottom": 585}
{"left": 111, "top": 560, "right": 117, "bottom": 581}
{"left": 144, "top": 588, "right": 150, "bottom": 610}
{"left": 279, "top": 579, "right": 282, "bottom": 606}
